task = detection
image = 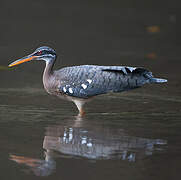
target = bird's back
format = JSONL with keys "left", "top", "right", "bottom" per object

{"left": 52, "top": 65, "right": 158, "bottom": 99}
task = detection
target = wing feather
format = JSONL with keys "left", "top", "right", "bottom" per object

{"left": 55, "top": 65, "right": 151, "bottom": 98}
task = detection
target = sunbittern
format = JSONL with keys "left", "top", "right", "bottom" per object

{"left": 9, "top": 46, "right": 167, "bottom": 116}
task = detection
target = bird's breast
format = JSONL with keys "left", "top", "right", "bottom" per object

{"left": 42, "top": 74, "right": 57, "bottom": 95}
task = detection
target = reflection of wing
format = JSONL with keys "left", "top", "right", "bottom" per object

{"left": 55, "top": 65, "right": 151, "bottom": 98}
{"left": 44, "top": 125, "right": 167, "bottom": 161}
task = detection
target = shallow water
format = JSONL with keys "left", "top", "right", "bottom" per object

{"left": 0, "top": 86, "right": 181, "bottom": 180}
{"left": 0, "top": 1, "right": 181, "bottom": 179}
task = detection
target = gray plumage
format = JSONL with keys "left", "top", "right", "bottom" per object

{"left": 54, "top": 65, "right": 166, "bottom": 99}
{"left": 9, "top": 46, "right": 167, "bottom": 116}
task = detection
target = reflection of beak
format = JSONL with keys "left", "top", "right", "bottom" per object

{"left": 9, "top": 154, "right": 41, "bottom": 167}
{"left": 8, "top": 55, "right": 37, "bottom": 67}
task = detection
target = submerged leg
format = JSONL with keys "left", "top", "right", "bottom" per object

{"left": 73, "top": 99, "right": 86, "bottom": 117}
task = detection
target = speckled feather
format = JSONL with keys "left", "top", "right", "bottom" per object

{"left": 53, "top": 65, "right": 152, "bottom": 99}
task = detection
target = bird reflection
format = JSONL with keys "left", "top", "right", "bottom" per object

{"left": 10, "top": 116, "right": 167, "bottom": 176}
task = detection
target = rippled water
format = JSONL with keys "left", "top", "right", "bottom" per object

{"left": 0, "top": 86, "right": 181, "bottom": 180}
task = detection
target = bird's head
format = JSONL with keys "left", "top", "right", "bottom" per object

{"left": 8, "top": 46, "right": 57, "bottom": 67}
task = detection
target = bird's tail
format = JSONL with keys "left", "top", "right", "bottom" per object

{"left": 149, "top": 78, "right": 168, "bottom": 83}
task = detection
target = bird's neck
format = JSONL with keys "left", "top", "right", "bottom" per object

{"left": 44, "top": 60, "right": 54, "bottom": 75}
{"left": 43, "top": 60, "right": 55, "bottom": 91}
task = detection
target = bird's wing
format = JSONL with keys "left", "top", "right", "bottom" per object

{"left": 55, "top": 65, "right": 152, "bottom": 98}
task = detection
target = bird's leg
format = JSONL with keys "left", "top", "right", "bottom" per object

{"left": 73, "top": 99, "right": 86, "bottom": 117}
{"left": 78, "top": 108, "right": 86, "bottom": 117}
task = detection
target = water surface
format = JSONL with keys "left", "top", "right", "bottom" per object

{"left": 0, "top": 87, "right": 181, "bottom": 180}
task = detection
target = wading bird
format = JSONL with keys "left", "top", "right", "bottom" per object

{"left": 9, "top": 46, "right": 167, "bottom": 116}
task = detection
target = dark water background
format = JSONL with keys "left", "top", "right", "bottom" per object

{"left": 0, "top": 1, "right": 181, "bottom": 180}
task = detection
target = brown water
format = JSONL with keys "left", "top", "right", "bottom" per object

{"left": 0, "top": 1, "right": 181, "bottom": 180}
{"left": 0, "top": 87, "right": 180, "bottom": 180}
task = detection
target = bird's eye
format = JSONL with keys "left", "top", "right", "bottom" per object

{"left": 37, "top": 51, "right": 42, "bottom": 55}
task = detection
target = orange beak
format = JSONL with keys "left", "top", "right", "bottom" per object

{"left": 8, "top": 55, "right": 37, "bottom": 67}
